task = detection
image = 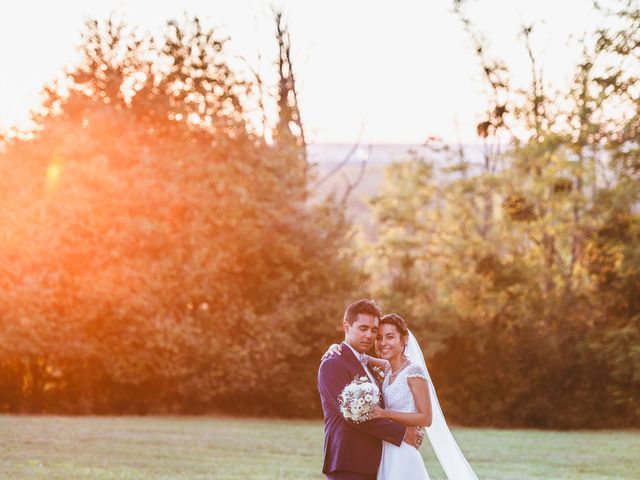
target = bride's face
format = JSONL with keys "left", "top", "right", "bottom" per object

{"left": 376, "top": 323, "right": 405, "bottom": 360}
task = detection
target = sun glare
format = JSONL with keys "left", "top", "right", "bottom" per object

{"left": 45, "top": 162, "right": 61, "bottom": 192}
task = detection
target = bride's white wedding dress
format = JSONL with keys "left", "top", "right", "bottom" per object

{"left": 377, "top": 362, "right": 431, "bottom": 480}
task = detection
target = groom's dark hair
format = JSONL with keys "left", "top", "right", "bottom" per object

{"left": 343, "top": 299, "right": 382, "bottom": 325}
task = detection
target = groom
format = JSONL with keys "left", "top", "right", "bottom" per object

{"left": 318, "top": 299, "right": 423, "bottom": 480}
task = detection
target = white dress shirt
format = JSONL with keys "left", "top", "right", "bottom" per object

{"left": 344, "top": 341, "right": 378, "bottom": 386}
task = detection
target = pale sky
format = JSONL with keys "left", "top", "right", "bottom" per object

{"left": 1, "top": 0, "right": 603, "bottom": 144}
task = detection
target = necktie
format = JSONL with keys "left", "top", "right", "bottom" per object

{"left": 359, "top": 353, "right": 377, "bottom": 385}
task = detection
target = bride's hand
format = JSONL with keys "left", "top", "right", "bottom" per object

{"left": 372, "top": 405, "right": 386, "bottom": 419}
{"left": 321, "top": 343, "right": 342, "bottom": 361}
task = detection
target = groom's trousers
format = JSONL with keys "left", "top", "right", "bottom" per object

{"left": 326, "top": 471, "right": 376, "bottom": 480}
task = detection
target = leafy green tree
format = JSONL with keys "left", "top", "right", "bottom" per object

{"left": 365, "top": 1, "right": 640, "bottom": 427}
{"left": 0, "top": 15, "right": 361, "bottom": 415}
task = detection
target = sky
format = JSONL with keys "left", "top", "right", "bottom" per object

{"left": 0, "top": 0, "right": 605, "bottom": 144}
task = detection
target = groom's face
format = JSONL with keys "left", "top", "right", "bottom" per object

{"left": 344, "top": 313, "right": 379, "bottom": 354}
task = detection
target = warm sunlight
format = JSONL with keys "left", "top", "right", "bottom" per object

{"left": 45, "top": 161, "right": 61, "bottom": 192}
{"left": 1, "top": 2, "right": 639, "bottom": 479}
{"left": 0, "top": 0, "right": 606, "bottom": 144}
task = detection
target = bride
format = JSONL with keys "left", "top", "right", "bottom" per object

{"left": 324, "top": 313, "right": 478, "bottom": 480}
{"left": 371, "top": 313, "right": 432, "bottom": 479}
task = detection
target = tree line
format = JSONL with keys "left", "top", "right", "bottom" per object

{"left": 0, "top": 3, "right": 638, "bottom": 428}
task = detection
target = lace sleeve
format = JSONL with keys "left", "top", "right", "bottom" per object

{"left": 405, "top": 363, "right": 428, "bottom": 381}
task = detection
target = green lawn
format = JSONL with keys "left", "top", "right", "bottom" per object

{"left": 0, "top": 415, "right": 638, "bottom": 479}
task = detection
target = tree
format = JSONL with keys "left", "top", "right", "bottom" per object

{"left": 0, "top": 14, "right": 361, "bottom": 415}
{"left": 364, "top": 1, "right": 640, "bottom": 427}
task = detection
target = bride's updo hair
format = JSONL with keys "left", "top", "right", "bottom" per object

{"left": 380, "top": 313, "right": 409, "bottom": 338}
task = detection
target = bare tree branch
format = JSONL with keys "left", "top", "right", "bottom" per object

{"left": 339, "top": 144, "right": 371, "bottom": 206}
{"left": 312, "top": 141, "right": 361, "bottom": 191}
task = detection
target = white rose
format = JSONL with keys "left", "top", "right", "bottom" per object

{"left": 364, "top": 394, "right": 372, "bottom": 402}
{"left": 357, "top": 398, "right": 365, "bottom": 405}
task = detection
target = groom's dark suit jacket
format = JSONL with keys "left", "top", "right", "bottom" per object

{"left": 318, "top": 342, "right": 406, "bottom": 476}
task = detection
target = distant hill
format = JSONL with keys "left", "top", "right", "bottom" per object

{"left": 307, "top": 143, "right": 487, "bottom": 225}
{"left": 308, "top": 142, "right": 486, "bottom": 166}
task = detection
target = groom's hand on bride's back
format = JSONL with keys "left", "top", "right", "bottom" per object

{"left": 320, "top": 343, "right": 342, "bottom": 361}
{"left": 403, "top": 426, "right": 424, "bottom": 450}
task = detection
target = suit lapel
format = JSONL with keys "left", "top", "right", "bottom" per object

{"left": 341, "top": 342, "right": 364, "bottom": 375}
{"left": 341, "top": 342, "right": 386, "bottom": 407}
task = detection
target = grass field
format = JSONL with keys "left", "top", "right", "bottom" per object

{"left": 1, "top": 415, "right": 638, "bottom": 479}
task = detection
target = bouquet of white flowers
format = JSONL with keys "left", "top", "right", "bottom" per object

{"left": 338, "top": 375, "right": 380, "bottom": 423}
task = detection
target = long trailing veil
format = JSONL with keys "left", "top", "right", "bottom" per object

{"left": 406, "top": 330, "right": 478, "bottom": 480}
